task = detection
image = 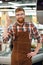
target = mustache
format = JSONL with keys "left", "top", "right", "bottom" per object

{"left": 17, "top": 17, "right": 24, "bottom": 20}
{"left": 18, "top": 17, "right": 24, "bottom": 19}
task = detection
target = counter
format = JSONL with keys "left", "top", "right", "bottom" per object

{"left": 0, "top": 52, "right": 43, "bottom": 65}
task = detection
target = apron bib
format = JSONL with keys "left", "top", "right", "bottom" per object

{"left": 11, "top": 24, "right": 32, "bottom": 65}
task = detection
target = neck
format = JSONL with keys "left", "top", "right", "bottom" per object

{"left": 17, "top": 21, "right": 24, "bottom": 26}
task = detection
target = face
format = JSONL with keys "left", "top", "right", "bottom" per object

{"left": 15, "top": 11, "right": 25, "bottom": 23}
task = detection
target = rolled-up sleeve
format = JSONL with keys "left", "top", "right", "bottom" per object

{"left": 31, "top": 23, "right": 41, "bottom": 43}
{"left": 3, "top": 25, "right": 13, "bottom": 43}
{"left": 3, "top": 24, "right": 16, "bottom": 42}
{"left": 7, "top": 24, "right": 16, "bottom": 41}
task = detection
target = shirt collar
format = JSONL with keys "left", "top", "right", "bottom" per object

{"left": 16, "top": 21, "right": 25, "bottom": 27}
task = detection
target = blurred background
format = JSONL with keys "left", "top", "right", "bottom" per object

{"left": 0, "top": 0, "right": 43, "bottom": 65}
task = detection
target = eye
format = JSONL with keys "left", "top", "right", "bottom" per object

{"left": 21, "top": 13, "right": 24, "bottom": 15}
{"left": 16, "top": 13, "right": 24, "bottom": 16}
{"left": 16, "top": 14, "right": 20, "bottom": 16}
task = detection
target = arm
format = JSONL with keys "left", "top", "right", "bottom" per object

{"left": 34, "top": 43, "right": 42, "bottom": 54}
{"left": 3, "top": 23, "right": 16, "bottom": 43}
{"left": 31, "top": 23, "right": 42, "bottom": 53}
{"left": 27, "top": 23, "right": 42, "bottom": 58}
{"left": 2, "top": 26, "right": 13, "bottom": 43}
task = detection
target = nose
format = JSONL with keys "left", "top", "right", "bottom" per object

{"left": 18, "top": 14, "right": 23, "bottom": 18}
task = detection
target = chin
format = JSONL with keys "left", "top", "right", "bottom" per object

{"left": 19, "top": 21, "right": 24, "bottom": 23}
{"left": 17, "top": 19, "right": 24, "bottom": 23}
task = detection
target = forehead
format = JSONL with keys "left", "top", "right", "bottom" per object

{"left": 15, "top": 11, "right": 24, "bottom": 14}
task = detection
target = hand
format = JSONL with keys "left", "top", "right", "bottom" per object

{"left": 2, "top": 32, "right": 9, "bottom": 43}
{"left": 2, "top": 27, "right": 8, "bottom": 38}
{"left": 27, "top": 52, "right": 37, "bottom": 58}
{"left": 2, "top": 32, "right": 8, "bottom": 39}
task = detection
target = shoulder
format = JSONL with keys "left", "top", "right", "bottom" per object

{"left": 11, "top": 22, "right": 17, "bottom": 28}
{"left": 7, "top": 22, "right": 16, "bottom": 30}
{"left": 29, "top": 22, "right": 36, "bottom": 28}
{"left": 25, "top": 22, "right": 34, "bottom": 27}
{"left": 24, "top": 22, "right": 29, "bottom": 26}
{"left": 25, "top": 22, "right": 37, "bottom": 30}
{"left": 12, "top": 22, "right": 18, "bottom": 30}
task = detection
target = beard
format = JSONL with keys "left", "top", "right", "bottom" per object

{"left": 17, "top": 17, "right": 25, "bottom": 23}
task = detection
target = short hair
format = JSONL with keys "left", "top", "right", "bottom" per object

{"left": 15, "top": 7, "right": 25, "bottom": 13}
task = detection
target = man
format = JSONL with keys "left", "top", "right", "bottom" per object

{"left": 3, "top": 7, "right": 42, "bottom": 65}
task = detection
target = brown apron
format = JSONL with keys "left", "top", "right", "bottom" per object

{"left": 11, "top": 27, "right": 32, "bottom": 65}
